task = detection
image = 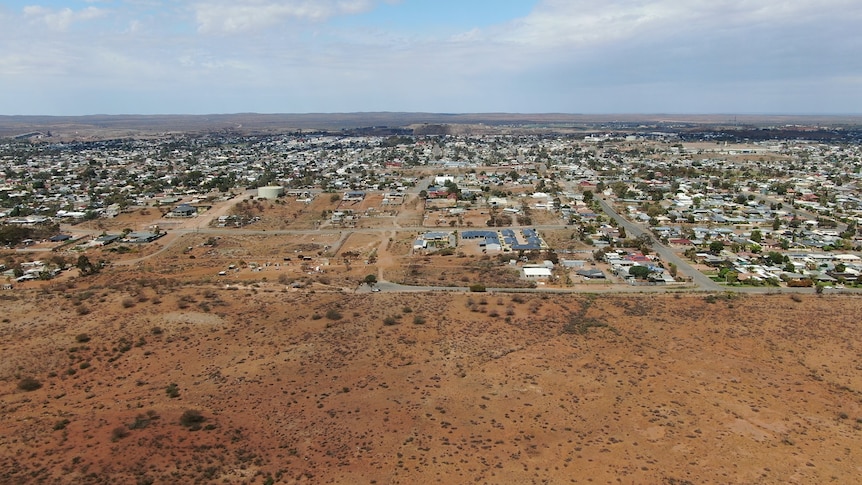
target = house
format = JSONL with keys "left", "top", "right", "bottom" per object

{"left": 560, "top": 259, "right": 586, "bottom": 269}
{"left": 123, "top": 231, "right": 162, "bottom": 244}
{"left": 342, "top": 191, "right": 366, "bottom": 201}
{"left": 522, "top": 266, "right": 553, "bottom": 280}
{"left": 413, "top": 231, "right": 456, "bottom": 252}
{"left": 461, "top": 230, "right": 502, "bottom": 251}
{"left": 92, "top": 234, "right": 120, "bottom": 246}
{"left": 576, "top": 268, "right": 606, "bottom": 279}
{"left": 171, "top": 204, "right": 197, "bottom": 217}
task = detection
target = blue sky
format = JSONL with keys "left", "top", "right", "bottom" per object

{"left": 1, "top": 0, "right": 860, "bottom": 115}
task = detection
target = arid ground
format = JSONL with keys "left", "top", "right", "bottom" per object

{"left": 2, "top": 284, "right": 861, "bottom": 484}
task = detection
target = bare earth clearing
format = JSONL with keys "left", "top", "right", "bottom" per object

{"left": 2, "top": 286, "right": 861, "bottom": 484}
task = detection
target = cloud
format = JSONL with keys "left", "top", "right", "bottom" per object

{"left": 23, "top": 5, "right": 106, "bottom": 31}
{"left": 498, "top": 0, "right": 862, "bottom": 49}
{"left": 2, "top": 0, "right": 861, "bottom": 114}
{"left": 192, "top": 0, "right": 381, "bottom": 34}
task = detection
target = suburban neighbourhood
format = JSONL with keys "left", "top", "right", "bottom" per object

{"left": 3, "top": 121, "right": 862, "bottom": 292}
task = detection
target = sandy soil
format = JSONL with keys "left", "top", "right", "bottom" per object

{"left": 1, "top": 286, "right": 861, "bottom": 484}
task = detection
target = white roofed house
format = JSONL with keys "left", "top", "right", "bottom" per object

{"left": 522, "top": 266, "right": 553, "bottom": 280}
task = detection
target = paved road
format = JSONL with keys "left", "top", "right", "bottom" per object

{"left": 595, "top": 197, "right": 724, "bottom": 291}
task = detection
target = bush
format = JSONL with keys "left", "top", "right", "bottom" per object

{"left": 17, "top": 377, "right": 42, "bottom": 391}
{"left": 325, "top": 309, "right": 343, "bottom": 321}
{"left": 121, "top": 298, "right": 136, "bottom": 308}
{"left": 166, "top": 383, "right": 180, "bottom": 398}
{"left": 412, "top": 315, "right": 426, "bottom": 325}
{"left": 179, "top": 410, "right": 206, "bottom": 428}
{"left": 111, "top": 426, "right": 129, "bottom": 441}
{"left": 383, "top": 316, "right": 399, "bottom": 326}
{"left": 469, "top": 283, "right": 486, "bottom": 292}
{"left": 75, "top": 333, "right": 91, "bottom": 343}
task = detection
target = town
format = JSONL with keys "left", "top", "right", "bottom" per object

{"left": 2, "top": 119, "right": 862, "bottom": 293}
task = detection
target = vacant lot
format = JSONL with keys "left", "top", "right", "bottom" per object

{"left": 1, "top": 287, "right": 860, "bottom": 484}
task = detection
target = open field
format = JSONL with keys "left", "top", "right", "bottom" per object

{"left": 1, "top": 287, "right": 861, "bottom": 484}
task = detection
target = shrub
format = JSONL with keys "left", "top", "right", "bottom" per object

{"left": 166, "top": 383, "right": 180, "bottom": 398}
{"left": 75, "top": 333, "right": 91, "bottom": 343}
{"left": 383, "top": 316, "right": 399, "bottom": 326}
{"left": 128, "top": 412, "right": 158, "bottom": 430}
{"left": 325, "top": 309, "right": 343, "bottom": 321}
{"left": 121, "top": 298, "right": 135, "bottom": 308}
{"left": 469, "top": 283, "right": 486, "bottom": 292}
{"left": 111, "top": 426, "right": 129, "bottom": 441}
{"left": 179, "top": 410, "right": 206, "bottom": 429}
{"left": 17, "top": 377, "right": 42, "bottom": 391}
{"left": 412, "top": 315, "right": 426, "bottom": 325}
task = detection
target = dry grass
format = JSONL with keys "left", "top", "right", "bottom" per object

{"left": 1, "top": 288, "right": 861, "bottom": 483}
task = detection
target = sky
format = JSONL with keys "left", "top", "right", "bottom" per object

{"left": 1, "top": 0, "right": 861, "bottom": 115}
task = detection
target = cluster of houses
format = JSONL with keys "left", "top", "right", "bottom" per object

{"left": 413, "top": 228, "right": 549, "bottom": 254}
{"left": 4, "top": 125, "right": 862, "bottom": 289}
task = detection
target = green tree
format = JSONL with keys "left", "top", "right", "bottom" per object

{"left": 363, "top": 274, "right": 378, "bottom": 286}
{"left": 709, "top": 241, "right": 725, "bottom": 254}
{"left": 750, "top": 229, "right": 762, "bottom": 243}
{"left": 76, "top": 255, "right": 98, "bottom": 275}
{"left": 765, "top": 251, "right": 786, "bottom": 265}
{"left": 628, "top": 265, "right": 650, "bottom": 279}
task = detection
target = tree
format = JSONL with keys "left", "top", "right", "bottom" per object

{"left": 750, "top": 229, "right": 762, "bottom": 243}
{"left": 709, "top": 241, "right": 725, "bottom": 254}
{"left": 76, "top": 255, "right": 98, "bottom": 275}
{"left": 765, "top": 251, "right": 786, "bottom": 265}
{"left": 635, "top": 233, "right": 653, "bottom": 253}
{"left": 725, "top": 271, "right": 739, "bottom": 284}
{"left": 628, "top": 265, "right": 650, "bottom": 279}
{"left": 363, "top": 274, "right": 378, "bottom": 286}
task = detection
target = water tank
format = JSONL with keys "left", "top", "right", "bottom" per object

{"left": 257, "top": 186, "right": 284, "bottom": 199}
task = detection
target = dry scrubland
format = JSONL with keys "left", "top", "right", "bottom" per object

{"left": 2, "top": 284, "right": 862, "bottom": 484}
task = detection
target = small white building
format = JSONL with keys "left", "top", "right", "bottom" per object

{"left": 522, "top": 266, "right": 553, "bottom": 280}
